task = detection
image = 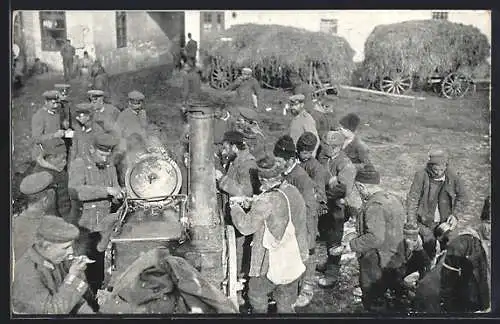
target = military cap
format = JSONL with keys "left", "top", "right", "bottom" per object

{"left": 128, "top": 90, "right": 145, "bottom": 100}
{"left": 54, "top": 84, "right": 71, "bottom": 90}
{"left": 74, "top": 103, "right": 94, "bottom": 114}
{"left": 273, "top": 135, "right": 296, "bottom": 160}
{"left": 37, "top": 215, "right": 80, "bottom": 243}
{"left": 428, "top": 149, "right": 448, "bottom": 164}
{"left": 87, "top": 89, "right": 105, "bottom": 97}
{"left": 42, "top": 90, "right": 60, "bottom": 100}
{"left": 242, "top": 67, "right": 253, "bottom": 74}
{"left": 403, "top": 223, "right": 419, "bottom": 240}
{"left": 238, "top": 106, "right": 259, "bottom": 122}
{"left": 339, "top": 113, "right": 361, "bottom": 132}
{"left": 223, "top": 130, "right": 245, "bottom": 145}
{"left": 322, "top": 131, "right": 345, "bottom": 146}
{"left": 355, "top": 165, "right": 381, "bottom": 185}
{"left": 289, "top": 94, "right": 305, "bottom": 104}
{"left": 93, "top": 133, "right": 119, "bottom": 152}
{"left": 20, "top": 171, "right": 54, "bottom": 195}
{"left": 41, "top": 138, "right": 66, "bottom": 155}
{"left": 256, "top": 153, "right": 282, "bottom": 179}
{"left": 297, "top": 132, "right": 317, "bottom": 152}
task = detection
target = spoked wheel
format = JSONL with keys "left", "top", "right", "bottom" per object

{"left": 379, "top": 74, "right": 413, "bottom": 94}
{"left": 209, "top": 58, "right": 232, "bottom": 90}
{"left": 441, "top": 72, "right": 472, "bottom": 99}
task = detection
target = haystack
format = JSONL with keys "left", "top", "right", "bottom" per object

{"left": 361, "top": 20, "right": 490, "bottom": 83}
{"left": 201, "top": 24, "right": 355, "bottom": 85}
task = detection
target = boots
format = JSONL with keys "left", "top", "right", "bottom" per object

{"left": 293, "top": 283, "right": 315, "bottom": 308}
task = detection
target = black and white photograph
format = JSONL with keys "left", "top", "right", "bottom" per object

{"left": 10, "top": 9, "right": 491, "bottom": 315}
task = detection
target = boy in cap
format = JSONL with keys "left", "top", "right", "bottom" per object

{"left": 288, "top": 94, "right": 320, "bottom": 157}
{"left": 31, "top": 90, "right": 67, "bottom": 147}
{"left": 227, "top": 67, "right": 260, "bottom": 110}
{"left": 293, "top": 132, "right": 330, "bottom": 307}
{"left": 341, "top": 169, "right": 405, "bottom": 312}
{"left": 32, "top": 138, "right": 71, "bottom": 221}
{"left": 69, "top": 103, "right": 100, "bottom": 162}
{"left": 216, "top": 130, "right": 259, "bottom": 306}
{"left": 12, "top": 215, "right": 96, "bottom": 314}
{"left": 229, "top": 153, "right": 308, "bottom": 313}
{"left": 406, "top": 148, "right": 468, "bottom": 261}
{"left": 272, "top": 136, "right": 318, "bottom": 303}
{"left": 337, "top": 112, "right": 373, "bottom": 221}
{"left": 315, "top": 131, "right": 357, "bottom": 288}
{"left": 87, "top": 89, "right": 119, "bottom": 134}
{"left": 68, "top": 132, "right": 123, "bottom": 294}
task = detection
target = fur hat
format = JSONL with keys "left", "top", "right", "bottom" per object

{"left": 273, "top": 135, "right": 296, "bottom": 160}
{"left": 355, "top": 165, "right": 380, "bottom": 184}
{"left": 223, "top": 130, "right": 245, "bottom": 145}
{"left": 296, "top": 132, "right": 317, "bottom": 152}
{"left": 322, "top": 131, "right": 345, "bottom": 146}
{"left": 339, "top": 113, "right": 360, "bottom": 132}
{"left": 256, "top": 154, "right": 282, "bottom": 179}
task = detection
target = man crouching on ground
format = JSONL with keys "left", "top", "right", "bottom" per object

{"left": 229, "top": 153, "right": 309, "bottom": 313}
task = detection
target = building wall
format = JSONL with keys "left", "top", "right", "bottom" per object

{"left": 93, "top": 11, "right": 175, "bottom": 75}
{"left": 223, "top": 10, "right": 491, "bottom": 62}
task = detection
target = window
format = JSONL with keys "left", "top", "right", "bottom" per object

{"left": 320, "top": 18, "right": 338, "bottom": 34}
{"left": 203, "top": 12, "right": 212, "bottom": 32}
{"left": 432, "top": 11, "right": 449, "bottom": 20}
{"left": 39, "top": 11, "right": 67, "bottom": 52}
{"left": 116, "top": 11, "right": 127, "bottom": 48}
{"left": 216, "top": 13, "right": 224, "bottom": 31}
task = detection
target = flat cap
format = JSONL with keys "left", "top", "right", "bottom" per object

{"left": 74, "top": 103, "right": 94, "bottom": 114}
{"left": 238, "top": 106, "right": 259, "bottom": 122}
{"left": 93, "top": 133, "right": 119, "bottom": 152}
{"left": 42, "top": 90, "right": 60, "bottom": 100}
{"left": 223, "top": 130, "right": 245, "bottom": 145}
{"left": 128, "top": 90, "right": 145, "bottom": 100}
{"left": 41, "top": 138, "right": 66, "bottom": 155}
{"left": 297, "top": 132, "right": 317, "bottom": 152}
{"left": 322, "top": 131, "right": 345, "bottom": 146}
{"left": 428, "top": 149, "right": 448, "bottom": 164}
{"left": 273, "top": 135, "right": 296, "bottom": 160}
{"left": 87, "top": 89, "right": 104, "bottom": 97}
{"left": 289, "top": 94, "right": 305, "bottom": 103}
{"left": 37, "top": 215, "right": 80, "bottom": 243}
{"left": 242, "top": 67, "right": 252, "bottom": 74}
{"left": 20, "top": 171, "right": 53, "bottom": 195}
{"left": 256, "top": 154, "right": 282, "bottom": 179}
{"left": 54, "top": 84, "right": 71, "bottom": 89}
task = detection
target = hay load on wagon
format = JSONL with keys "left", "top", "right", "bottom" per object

{"left": 200, "top": 23, "right": 355, "bottom": 96}
{"left": 360, "top": 19, "right": 490, "bottom": 98}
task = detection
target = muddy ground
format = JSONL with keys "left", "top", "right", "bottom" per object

{"left": 11, "top": 65, "right": 490, "bottom": 313}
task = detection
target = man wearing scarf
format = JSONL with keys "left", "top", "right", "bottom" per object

{"left": 406, "top": 149, "right": 468, "bottom": 260}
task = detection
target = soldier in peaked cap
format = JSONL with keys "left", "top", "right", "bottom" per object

{"left": 12, "top": 215, "right": 96, "bottom": 314}
{"left": 68, "top": 132, "right": 123, "bottom": 295}
{"left": 227, "top": 67, "right": 261, "bottom": 110}
{"left": 87, "top": 89, "right": 120, "bottom": 134}
{"left": 406, "top": 148, "right": 468, "bottom": 261}
{"left": 31, "top": 90, "right": 67, "bottom": 150}
{"left": 114, "top": 90, "right": 149, "bottom": 145}
{"left": 69, "top": 103, "right": 102, "bottom": 162}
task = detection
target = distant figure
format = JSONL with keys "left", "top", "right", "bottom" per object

{"left": 60, "top": 39, "right": 76, "bottom": 81}
{"left": 79, "top": 51, "right": 93, "bottom": 80}
{"left": 185, "top": 33, "right": 198, "bottom": 64}
{"left": 89, "top": 60, "right": 110, "bottom": 95}
{"left": 30, "top": 58, "right": 49, "bottom": 76}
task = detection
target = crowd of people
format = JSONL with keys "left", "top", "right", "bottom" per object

{"left": 11, "top": 47, "right": 491, "bottom": 315}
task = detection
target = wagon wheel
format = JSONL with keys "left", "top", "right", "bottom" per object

{"left": 379, "top": 74, "right": 413, "bottom": 94}
{"left": 441, "top": 72, "right": 472, "bottom": 99}
{"left": 223, "top": 225, "right": 238, "bottom": 309}
{"left": 209, "top": 58, "right": 232, "bottom": 90}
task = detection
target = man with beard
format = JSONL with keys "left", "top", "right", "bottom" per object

{"left": 215, "top": 130, "right": 259, "bottom": 307}
{"left": 272, "top": 135, "right": 318, "bottom": 306}
{"left": 88, "top": 90, "right": 119, "bottom": 135}
{"left": 227, "top": 68, "right": 260, "bottom": 110}
{"left": 31, "top": 91, "right": 67, "bottom": 147}
{"left": 406, "top": 149, "right": 468, "bottom": 261}
{"left": 68, "top": 133, "right": 124, "bottom": 295}
{"left": 288, "top": 94, "right": 320, "bottom": 157}
{"left": 32, "top": 138, "right": 71, "bottom": 222}
{"left": 315, "top": 131, "right": 356, "bottom": 288}
{"left": 229, "top": 153, "right": 308, "bottom": 313}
